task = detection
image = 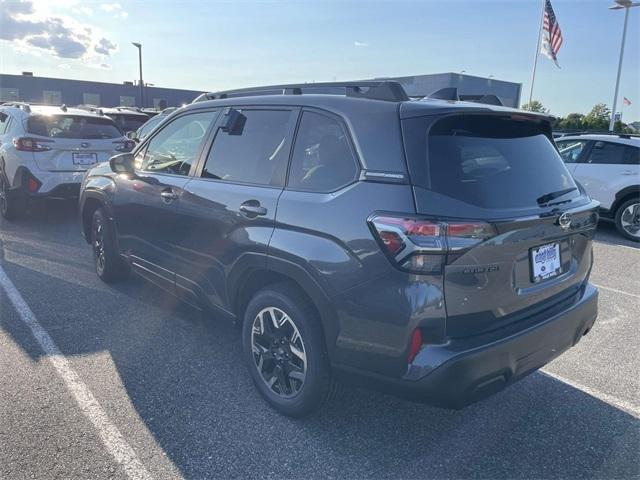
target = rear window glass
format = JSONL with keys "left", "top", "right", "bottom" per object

{"left": 426, "top": 116, "right": 578, "bottom": 209}
{"left": 110, "top": 114, "right": 148, "bottom": 132}
{"left": 27, "top": 115, "right": 122, "bottom": 139}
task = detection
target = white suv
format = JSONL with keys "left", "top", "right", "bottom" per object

{"left": 556, "top": 134, "right": 639, "bottom": 241}
{"left": 0, "top": 103, "right": 134, "bottom": 220}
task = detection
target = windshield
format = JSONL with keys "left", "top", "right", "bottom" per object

{"left": 137, "top": 115, "right": 163, "bottom": 140}
{"left": 27, "top": 115, "right": 123, "bottom": 139}
{"left": 426, "top": 115, "right": 578, "bottom": 209}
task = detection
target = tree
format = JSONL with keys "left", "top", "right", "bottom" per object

{"left": 521, "top": 100, "right": 549, "bottom": 113}
{"left": 583, "top": 103, "right": 611, "bottom": 131}
{"left": 556, "top": 113, "right": 585, "bottom": 131}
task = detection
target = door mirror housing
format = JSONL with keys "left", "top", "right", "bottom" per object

{"left": 109, "top": 153, "right": 136, "bottom": 175}
{"left": 126, "top": 130, "right": 139, "bottom": 141}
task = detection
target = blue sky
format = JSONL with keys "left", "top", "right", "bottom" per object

{"left": 1, "top": 0, "right": 639, "bottom": 120}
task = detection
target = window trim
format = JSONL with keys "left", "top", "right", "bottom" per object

{"left": 134, "top": 107, "right": 220, "bottom": 178}
{"left": 191, "top": 106, "right": 301, "bottom": 189}
{"left": 284, "top": 107, "right": 362, "bottom": 194}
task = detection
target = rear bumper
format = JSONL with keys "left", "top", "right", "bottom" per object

{"left": 336, "top": 283, "right": 598, "bottom": 408}
{"left": 9, "top": 166, "right": 84, "bottom": 198}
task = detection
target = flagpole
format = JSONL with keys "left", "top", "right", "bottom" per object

{"left": 528, "top": 0, "right": 546, "bottom": 106}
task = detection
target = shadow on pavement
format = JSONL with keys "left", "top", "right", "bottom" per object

{"left": 595, "top": 221, "right": 639, "bottom": 249}
{"left": 1, "top": 254, "right": 639, "bottom": 479}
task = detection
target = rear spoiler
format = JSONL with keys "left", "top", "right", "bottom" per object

{"left": 422, "top": 88, "right": 505, "bottom": 107}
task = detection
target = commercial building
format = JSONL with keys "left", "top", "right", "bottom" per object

{"left": 0, "top": 73, "right": 202, "bottom": 108}
{"left": 368, "top": 73, "right": 522, "bottom": 108}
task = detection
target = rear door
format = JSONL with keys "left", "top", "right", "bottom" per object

{"left": 172, "top": 107, "right": 299, "bottom": 310}
{"left": 402, "top": 113, "right": 599, "bottom": 338}
{"left": 112, "top": 109, "right": 218, "bottom": 289}
{"left": 571, "top": 140, "right": 639, "bottom": 210}
{"left": 26, "top": 114, "right": 125, "bottom": 171}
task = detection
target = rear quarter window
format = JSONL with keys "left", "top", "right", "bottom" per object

{"left": 27, "top": 115, "right": 123, "bottom": 139}
{"left": 409, "top": 115, "right": 578, "bottom": 209}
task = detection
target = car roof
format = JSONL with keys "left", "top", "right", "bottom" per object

{"left": 100, "top": 107, "right": 149, "bottom": 117}
{"left": 0, "top": 104, "right": 114, "bottom": 119}
{"left": 557, "top": 134, "right": 640, "bottom": 147}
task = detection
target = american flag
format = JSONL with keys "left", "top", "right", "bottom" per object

{"left": 540, "top": 0, "right": 563, "bottom": 68}
{"left": 623, "top": 97, "right": 632, "bottom": 106}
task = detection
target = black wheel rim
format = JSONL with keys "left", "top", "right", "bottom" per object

{"left": 0, "top": 176, "right": 7, "bottom": 216}
{"left": 251, "top": 307, "right": 307, "bottom": 398}
{"left": 93, "top": 218, "right": 106, "bottom": 271}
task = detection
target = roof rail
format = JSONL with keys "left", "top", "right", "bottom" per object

{"left": 2, "top": 101, "right": 31, "bottom": 113}
{"left": 554, "top": 131, "right": 640, "bottom": 139}
{"left": 75, "top": 104, "right": 104, "bottom": 115}
{"left": 193, "top": 81, "right": 410, "bottom": 103}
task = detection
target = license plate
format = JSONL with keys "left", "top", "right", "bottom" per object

{"left": 530, "top": 242, "right": 562, "bottom": 283}
{"left": 72, "top": 152, "right": 97, "bottom": 165}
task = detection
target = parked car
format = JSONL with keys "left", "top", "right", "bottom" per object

{"left": 77, "top": 106, "right": 150, "bottom": 134}
{"left": 556, "top": 134, "right": 639, "bottom": 241}
{"left": 0, "top": 103, "right": 134, "bottom": 219}
{"left": 132, "top": 107, "right": 178, "bottom": 142}
{"left": 79, "top": 81, "right": 599, "bottom": 417}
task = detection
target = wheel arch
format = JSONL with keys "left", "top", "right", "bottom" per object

{"left": 80, "top": 192, "right": 114, "bottom": 244}
{"left": 612, "top": 185, "right": 640, "bottom": 216}
{"left": 230, "top": 256, "right": 339, "bottom": 355}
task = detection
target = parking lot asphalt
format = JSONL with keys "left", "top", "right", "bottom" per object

{"left": 1, "top": 201, "right": 638, "bottom": 480}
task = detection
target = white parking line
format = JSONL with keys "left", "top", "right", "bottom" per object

{"left": 0, "top": 265, "right": 153, "bottom": 480}
{"left": 592, "top": 283, "right": 640, "bottom": 300}
{"left": 541, "top": 370, "right": 640, "bottom": 419}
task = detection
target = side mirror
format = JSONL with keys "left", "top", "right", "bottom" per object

{"left": 109, "top": 153, "right": 136, "bottom": 175}
{"left": 126, "top": 130, "right": 139, "bottom": 141}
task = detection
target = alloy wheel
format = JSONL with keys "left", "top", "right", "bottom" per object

{"left": 620, "top": 202, "right": 640, "bottom": 239}
{"left": 251, "top": 307, "right": 307, "bottom": 398}
{"left": 93, "top": 219, "right": 106, "bottom": 271}
{"left": 0, "top": 176, "right": 7, "bottom": 216}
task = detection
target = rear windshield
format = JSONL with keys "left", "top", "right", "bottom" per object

{"left": 110, "top": 114, "right": 148, "bottom": 132}
{"left": 425, "top": 115, "right": 578, "bottom": 209}
{"left": 27, "top": 115, "right": 122, "bottom": 139}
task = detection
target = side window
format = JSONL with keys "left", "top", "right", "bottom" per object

{"left": 140, "top": 111, "right": 216, "bottom": 176}
{"left": 556, "top": 140, "right": 588, "bottom": 164}
{"left": 586, "top": 141, "right": 627, "bottom": 165}
{"left": 288, "top": 111, "right": 358, "bottom": 192}
{"left": 201, "top": 109, "right": 296, "bottom": 186}
{"left": 623, "top": 146, "right": 639, "bottom": 165}
{"left": 0, "top": 112, "right": 8, "bottom": 135}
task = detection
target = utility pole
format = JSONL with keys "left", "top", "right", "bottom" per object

{"left": 132, "top": 42, "right": 144, "bottom": 108}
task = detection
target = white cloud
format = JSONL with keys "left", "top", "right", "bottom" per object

{"left": 73, "top": 6, "right": 93, "bottom": 16}
{"left": 57, "top": 63, "right": 71, "bottom": 69}
{"left": 354, "top": 41, "right": 369, "bottom": 47}
{"left": 100, "top": 2, "right": 127, "bottom": 18}
{"left": 0, "top": 0, "right": 118, "bottom": 59}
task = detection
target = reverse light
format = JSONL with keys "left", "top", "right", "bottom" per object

{"left": 113, "top": 140, "right": 136, "bottom": 152}
{"left": 369, "top": 214, "right": 496, "bottom": 274}
{"left": 13, "top": 137, "right": 54, "bottom": 152}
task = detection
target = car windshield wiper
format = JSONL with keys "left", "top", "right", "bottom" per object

{"left": 537, "top": 187, "right": 577, "bottom": 206}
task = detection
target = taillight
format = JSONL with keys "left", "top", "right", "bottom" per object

{"left": 369, "top": 214, "right": 496, "bottom": 274}
{"left": 13, "top": 137, "right": 53, "bottom": 152}
{"left": 113, "top": 140, "right": 136, "bottom": 152}
{"left": 27, "top": 176, "right": 40, "bottom": 192}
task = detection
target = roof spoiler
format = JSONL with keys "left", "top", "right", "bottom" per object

{"left": 425, "top": 88, "right": 505, "bottom": 107}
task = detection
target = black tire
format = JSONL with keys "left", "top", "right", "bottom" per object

{"left": 0, "top": 174, "right": 26, "bottom": 220}
{"left": 242, "top": 282, "right": 335, "bottom": 417}
{"left": 614, "top": 197, "right": 640, "bottom": 242}
{"left": 91, "top": 208, "right": 130, "bottom": 283}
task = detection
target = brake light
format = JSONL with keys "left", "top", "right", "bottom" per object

{"left": 369, "top": 214, "right": 496, "bottom": 274}
{"left": 13, "top": 137, "right": 53, "bottom": 152}
{"left": 113, "top": 140, "right": 136, "bottom": 152}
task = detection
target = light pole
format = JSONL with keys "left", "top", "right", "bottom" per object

{"left": 608, "top": 0, "right": 639, "bottom": 131}
{"left": 132, "top": 42, "right": 144, "bottom": 108}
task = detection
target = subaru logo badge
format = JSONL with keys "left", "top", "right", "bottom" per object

{"left": 558, "top": 212, "right": 571, "bottom": 230}
{"left": 81, "top": 142, "right": 90, "bottom": 148}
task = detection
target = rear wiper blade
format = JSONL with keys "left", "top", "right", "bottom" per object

{"left": 537, "top": 187, "right": 577, "bottom": 205}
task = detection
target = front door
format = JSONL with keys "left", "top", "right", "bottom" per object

{"left": 113, "top": 109, "right": 218, "bottom": 289}
{"left": 172, "top": 107, "right": 299, "bottom": 311}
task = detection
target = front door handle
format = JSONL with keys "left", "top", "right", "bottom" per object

{"left": 239, "top": 201, "right": 267, "bottom": 218}
{"left": 160, "top": 189, "right": 179, "bottom": 202}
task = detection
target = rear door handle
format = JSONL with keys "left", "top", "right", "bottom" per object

{"left": 621, "top": 170, "right": 636, "bottom": 176}
{"left": 160, "top": 189, "right": 179, "bottom": 202}
{"left": 239, "top": 202, "right": 267, "bottom": 217}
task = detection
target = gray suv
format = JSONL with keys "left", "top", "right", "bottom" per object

{"left": 79, "top": 81, "right": 599, "bottom": 417}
